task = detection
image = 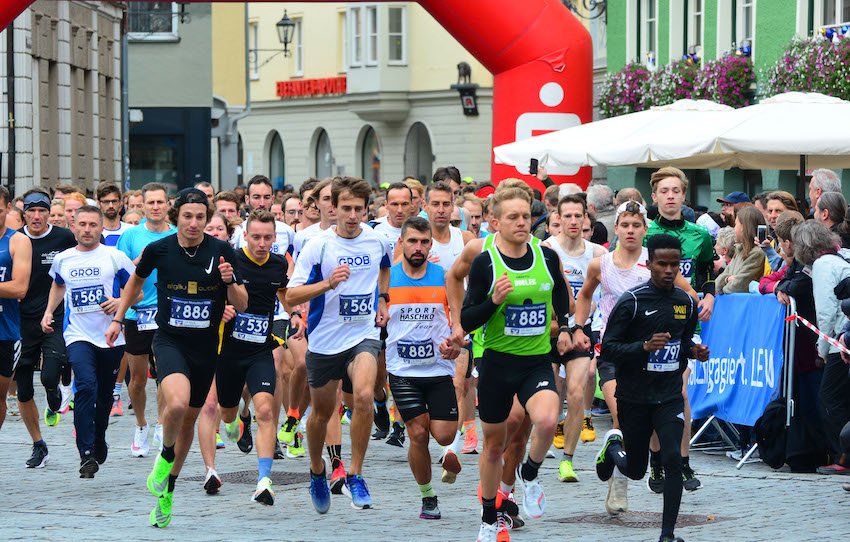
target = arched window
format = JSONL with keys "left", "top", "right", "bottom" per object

{"left": 315, "top": 129, "right": 333, "bottom": 179}
{"left": 269, "top": 131, "right": 284, "bottom": 188}
{"left": 361, "top": 126, "right": 381, "bottom": 186}
{"left": 404, "top": 122, "right": 433, "bottom": 184}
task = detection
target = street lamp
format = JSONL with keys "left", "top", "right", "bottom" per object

{"left": 276, "top": 10, "right": 296, "bottom": 57}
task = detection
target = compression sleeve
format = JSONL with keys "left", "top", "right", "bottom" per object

{"left": 460, "top": 252, "right": 499, "bottom": 332}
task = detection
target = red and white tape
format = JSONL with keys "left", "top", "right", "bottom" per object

{"left": 785, "top": 313, "right": 850, "bottom": 355}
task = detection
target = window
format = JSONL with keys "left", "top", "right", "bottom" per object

{"left": 315, "top": 129, "right": 334, "bottom": 179}
{"left": 589, "top": 10, "right": 607, "bottom": 69}
{"left": 361, "top": 127, "right": 381, "bottom": 186}
{"left": 249, "top": 22, "right": 259, "bottom": 79}
{"left": 388, "top": 6, "right": 406, "bottom": 64}
{"left": 639, "top": 0, "right": 658, "bottom": 66}
{"left": 366, "top": 6, "right": 378, "bottom": 65}
{"left": 350, "top": 7, "right": 363, "bottom": 67}
{"left": 294, "top": 19, "right": 304, "bottom": 76}
{"left": 128, "top": 2, "right": 178, "bottom": 41}
{"left": 339, "top": 11, "right": 348, "bottom": 72}
{"left": 688, "top": 0, "right": 704, "bottom": 49}
{"left": 269, "top": 132, "right": 284, "bottom": 188}
{"left": 738, "top": 0, "right": 755, "bottom": 44}
{"left": 404, "top": 123, "right": 433, "bottom": 184}
{"left": 818, "top": 0, "right": 850, "bottom": 27}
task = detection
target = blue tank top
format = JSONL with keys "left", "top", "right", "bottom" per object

{"left": 0, "top": 228, "right": 21, "bottom": 340}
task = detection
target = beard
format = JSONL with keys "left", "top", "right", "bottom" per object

{"left": 405, "top": 253, "right": 426, "bottom": 268}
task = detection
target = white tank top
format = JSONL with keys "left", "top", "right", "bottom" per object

{"left": 544, "top": 238, "right": 596, "bottom": 326}
{"left": 429, "top": 226, "right": 464, "bottom": 273}
{"left": 599, "top": 247, "right": 650, "bottom": 338}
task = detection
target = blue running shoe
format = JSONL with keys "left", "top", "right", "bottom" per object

{"left": 309, "top": 470, "right": 331, "bottom": 514}
{"left": 344, "top": 474, "right": 373, "bottom": 510}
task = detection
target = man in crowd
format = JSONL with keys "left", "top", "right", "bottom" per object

{"left": 96, "top": 181, "right": 131, "bottom": 247}
{"left": 808, "top": 168, "right": 842, "bottom": 215}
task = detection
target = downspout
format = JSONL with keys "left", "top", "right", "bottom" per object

{"left": 6, "top": 22, "right": 15, "bottom": 195}
{"left": 226, "top": 4, "right": 251, "bottom": 172}
{"left": 121, "top": 11, "right": 129, "bottom": 190}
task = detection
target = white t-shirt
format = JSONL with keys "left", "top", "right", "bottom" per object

{"left": 289, "top": 227, "right": 392, "bottom": 355}
{"left": 232, "top": 219, "right": 295, "bottom": 257}
{"left": 103, "top": 222, "right": 132, "bottom": 247}
{"left": 293, "top": 222, "right": 331, "bottom": 259}
{"left": 372, "top": 221, "right": 402, "bottom": 254}
{"left": 49, "top": 244, "right": 135, "bottom": 348}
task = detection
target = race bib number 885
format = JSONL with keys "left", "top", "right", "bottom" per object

{"left": 504, "top": 303, "right": 547, "bottom": 337}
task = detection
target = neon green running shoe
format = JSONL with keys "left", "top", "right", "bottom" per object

{"left": 149, "top": 490, "right": 173, "bottom": 528}
{"left": 285, "top": 431, "right": 305, "bottom": 459}
{"left": 147, "top": 454, "right": 174, "bottom": 497}
{"left": 44, "top": 408, "right": 60, "bottom": 427}
{"left": 277, "top": 417, "right": 298, "bottom": 446}
{"left": 558, "top": 459, "right": 578, "bottom": 483}
{"left": 215, "top": 431, "right": 225, "bottom": 449}
{"left": 224, "top": 418, "right": 244, "bottom": 442}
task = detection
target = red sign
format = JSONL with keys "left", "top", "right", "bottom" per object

{"left": 276, "top": 76, "right": 347, "bottom": 99}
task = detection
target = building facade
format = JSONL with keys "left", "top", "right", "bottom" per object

{"left": 1, "top": 0, "right": 122, "bottom": 195}
{"left": 606, "top": 0, "right": 847, "bottom": 207}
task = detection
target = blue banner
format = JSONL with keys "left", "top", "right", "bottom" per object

{"left": 687, "top": 294, "right": 786, "bottom": 426}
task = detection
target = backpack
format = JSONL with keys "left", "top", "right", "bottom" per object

{"left": 754, "top": 398, "right": 787, "bottom": 469}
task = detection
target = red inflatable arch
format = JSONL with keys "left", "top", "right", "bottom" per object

{"left": 0, "top": 0, "right": 592, "bottom": 191}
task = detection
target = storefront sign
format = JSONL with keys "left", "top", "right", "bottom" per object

{"left": 276, "top": 76, "right": 347, "bottom": 99}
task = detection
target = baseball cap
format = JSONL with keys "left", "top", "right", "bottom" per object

{"left": 716, "top": 191, "right": 750, "bottom": 204}
{"left": 615, "top": 200, "right": 648, "bottom": 223}
{"left": 173, "top": 187, "right": 209, "bottom": 209}
{"left": 23, "top": 192, "right": 51, "bottom": 211}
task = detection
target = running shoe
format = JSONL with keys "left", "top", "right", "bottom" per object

{"left": 386, "top": 422, "right": 406, "bottom": 448}
{"left": 252, "top": 476, "right": 275, "bottom": 506}
{"left": 79, "top": 457, "right": 99, "bottom": 479}
{"left": 462, "top": 424, "right": 479, "bottom": 454}
{"left": 441, "top": 449, "right": 461, "bottom": 484}
{"left": 816, "top": 462, "right": 850, "bottom": 475}
{"left": 43, "top": 407, "right": 60, "bottom": 427}
{"left": 330, "top": 460, "right": 347, "bottom": 495}
{"left": 94, "top": 441, "right": 108, "bottom": 465}
{"left": 204, "top": 468, "right": 222, "bottom": 495}
{"left": 344, "top": 474, "right": 372, "bottom": 509}
{"left": 514, "top": 464, "right": 546, "bottom": 519}
{"left": 286, "top": 431, "right": 305, "bottom": 458}
{"left": 132, "top": 425, "right": 150, "bottom": 458}
{"left": 476, "top": 515, "right": 511, "bottom": 542}
{"left": 273, "top": 441, "right": 285, "bottom": 460}
{"left": 237, "top": 414, "right": 253, "bottom": 454}
{"left": 110, "top": 395, "right": 123, "bottom": 417}
{"left": 682, "top": 464, "right": 702, "bottom": 491}
{"left": 340, "top": 405, "right": 352, "bottom": 425}
{"left": 373, "top": 401, "right": 390, "bottom": 438}
{"left": 552, "top": 420, "right": 565, "bottom": 449}
{"left": 149, "top": 490, "right": 173, "bottom": 528}
{"left": 647, "top": 463, "right": 664, "bottom": 494}
{"left": 127, "top": 398, "right": 133, "bottom": 410}
{"left": 215, "top": 431, "right": 225, "bottom": 449}
{"left": 25, "top": 442, "right": 49, "bottom": 468}
{"left": 580, "top": 416, "right": 596, "bottom": 442}
{"left": 309, "top": 470, "right": 331, "bottom": 514}
{"left": 8, "top": 394, "right": 18, "bottom": 416}
{"left": 420, "top": 495, "right": 441, "bottom": 519}
{"left": 558, "top": 459, "right": 578, "bottom": 482}
{"left": 277, "top": 416, "right": 298, "bottom": 446}
{"left": 659, "top": 536, "right": 685, "bottom": 542}
{"left": 224, "top": 417, "right": 244, "bottom": 442}
{"left": 595, "top": 429, "right": 627, "bottom": 481}
{"left": 153, "top": 423, "right": 164, "bottom": 451}
{"left": 147, "top": 454, "right": 174, "bottom": 497}
{"left": 605, "top": 477, "right": 629, "bottom": 516}
{"left": 59, "top": 385, "right": 73, "bottom": 413}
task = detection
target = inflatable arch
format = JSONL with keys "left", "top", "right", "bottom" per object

{"left": 0, "top": 0, "right": 592, "bottom": 190}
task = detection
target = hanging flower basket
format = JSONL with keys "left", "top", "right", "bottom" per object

{"left": 763, "top": 37, "right": 850, "bottom": 101}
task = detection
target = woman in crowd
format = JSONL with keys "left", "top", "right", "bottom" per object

{"left": 813, "top": 191, "right": 850, "bottom": 249}
{"left": 716, "top": 206, "right": 767, "bottom": 294}
{"left": 49, "top": 200, "right": 67, "bottom": 228}
{"left": 714, "top": 226, "right": 736, "bottom": 275}
{"left": 123, "top": 210, "right": 143, "bottom": 226}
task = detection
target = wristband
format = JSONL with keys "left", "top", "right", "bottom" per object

{"left": 570, "top": 324, "right": 583, "bottom": 334}
{"left": 290, "top": 310, "right": 302, "bottom": 319}
{"left": 112, "top": 319, "right": 124, "bottom": 327}
{"left": 378, "top": 293, "right": 390, "bottom": 303}
{"left": 559, "top": 325, "right": 571, "bottom": 334}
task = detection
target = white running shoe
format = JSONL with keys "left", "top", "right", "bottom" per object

{"left": 131, "top": 425, "right": 150, "bottom": 457}
{"left": 153, "top": 423, "right": 164, "bottom": 451}
{"left": 605, "top": 477, "right": 629, "bottom": 515}
{"left": 514, "top": 465, "right": 546, "bottom": 519}
{"left": 476, "top": 522, "right": 497, "bottom": 542}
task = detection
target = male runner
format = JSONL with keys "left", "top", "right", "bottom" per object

{"left": 42, "top": 206, "right": 134, "bottom": 478}
{"left": 17, "top": 189, "right": 76, "bottom": 467}
{"left": 106, "top": 188, "right": 248, "bottom": 528}
{"left": 218, "top": 209, "right": 288, "bottom": 505}
{"left": 462, "top": 195, "right": 488, "bottom": 238}
{"left": 286, "top": 176, "right": 391, "bottom": 513}
{"left": 461, "top": 185, "right": 572, "bottom": 541}
{"left": 542, "top": 194, "right": 606, "bottom": 483}
{"left": 596, "top": 234, "right": 708, "bottom": 542}
{"left": 646, "top": 166, "right": 715, "bottom": 492}
{"left": 0, "top": 186, "right": 31, "bottom": 430}
{"left": 116, "top": 183, "right": 175, "bottom": 457}
{"left": 96, "top": 181, "right": 131, "bottom": 247}
{"left": 386, "top": 217, "right": 461, "bottom": 519}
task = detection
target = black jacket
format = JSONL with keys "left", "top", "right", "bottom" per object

{"left": 601, "top": 281, "right": 699, "bottom": 404}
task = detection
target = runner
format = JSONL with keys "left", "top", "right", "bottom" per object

{"left": 16, "top": 189, "right": 76, "bottom": 468}
{"left": 542, "top": 194, "right": 606, "bottom": 483}
{"left": 106, "top": 187, "right": 248, "bottom": 528}
{"left": 115, "top": 183, "right": 175, "bottom": 458}
{"left": 286, "top": 176, "right": 391, "bottom": 513}
{"left": 646, "top": 166, "right": 715, "bottom": 492}
{"left": 385, "top": 216, "right": 461, "bottom": 519}
{"left": 461, "top": 185, "right": 572, "bottom": 541}
{"left": 42, "top": 205, "right": 135, "bottom": 478}
{"left": 0, "top": 186, "right": 31, "bottom": 431}
{"left": 217, "top": 209, "right": 289, "bottom": 505}
{"left": 595, "top": 233, "right": 708, "bottom": 542}
{"left": 96, "top": 181, "right": 131, "bottom": 247}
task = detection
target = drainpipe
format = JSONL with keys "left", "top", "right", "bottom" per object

{"left": 6, "top": 22, "right": 16, "bottom": 195}
{"left": 226, "top": 5, "right": 251, "bottom": 159}
{"left": 121, "top": 11, "right": 129, "bottom": 190}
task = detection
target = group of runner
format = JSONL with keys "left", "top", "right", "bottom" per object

{"left": 0, "top": 165, "right": 714, "bottom": 542}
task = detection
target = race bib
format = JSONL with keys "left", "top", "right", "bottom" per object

{"left": 567, "top": 277, "right": 583, "bottom": 299}
{"left": 338, "top": 294, "right": 373, "bottom": 323}
{"left": 169, "top": 297, "right": 212, "bottom": 329}
{"left": 137, "top": 307, "right": 158, "bottom": 331}
{"left": 647, "top": 339, "right": 682, "bottom": 372}
{"left": 70, "top": 285, "right": 105, "bottom": 314}
{"left": 232, "top": 312, "right": 270, "bottom": 343}
{"left": 397, "top": 339, "right": 436, "bottom": 366}
{"left": 679, "top": 258, "right": 694, "bottom": 278}
{"left": 504, "top": 303, "right": 547, "bottom": 337}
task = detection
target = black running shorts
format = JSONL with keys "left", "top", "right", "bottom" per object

{"left": 476, "top": 349, "right": 557, "bottom": 424}
{"left": 124, "top": 319, "right": 156, "bottom": 357}
{"left": 0, "top": 340, "right": 19, "bottom": 378}
{"left": 152, "top": 330, "right": 217, "bottom": 408}
{"left": 216, "top": 350, "right": 276, "bottom": 408}
{"left": 388, "top": 373, "right": 458, "bottom": 422}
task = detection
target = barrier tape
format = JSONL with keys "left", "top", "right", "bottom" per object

{"left": 785, "top": 313, "right": 850, "bottom": 355}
